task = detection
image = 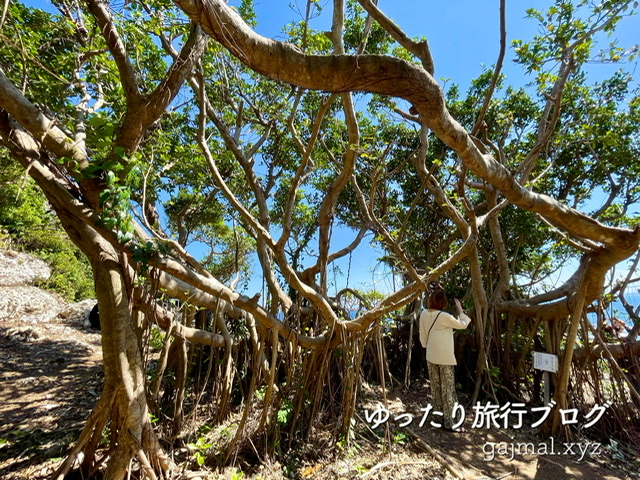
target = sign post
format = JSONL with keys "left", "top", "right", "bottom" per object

{"left": 533, "top": 352, "right": 558, "bottom": 405}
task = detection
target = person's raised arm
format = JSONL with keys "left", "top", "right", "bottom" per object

{"left": 450, "top": 298, "right": 471, "bottom": 328}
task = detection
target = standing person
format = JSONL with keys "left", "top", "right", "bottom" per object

{"left": 419, "top": 286, "right": 471, "bottom": 431}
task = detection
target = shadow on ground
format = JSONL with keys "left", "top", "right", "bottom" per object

{"left": 364, "top": 382, "right": 639, "bottom": 480}
{"left": 0, "top": 329, "right": 103, "bottom": 479}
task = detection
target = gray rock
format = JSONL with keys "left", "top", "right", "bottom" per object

{"left": 57, "top": 299, "right": 97, "bottom": 327}
{"left": 0, "top": 250, "right": 51, "bottom": 286}
{"left": 0, "top": 285, "right": 65, "bottom": 323}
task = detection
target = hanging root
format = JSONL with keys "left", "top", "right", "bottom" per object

{"left": 52, "top": 385, "right": 173, "bottom": 480}
{"left": 52, "top": 388, "right": 115, "bottom": 480}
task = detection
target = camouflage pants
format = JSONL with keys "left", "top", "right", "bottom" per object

{"left": 427, "top": 362, "right": 457, "bottom": 429}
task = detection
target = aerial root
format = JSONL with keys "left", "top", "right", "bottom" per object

{"left": 51, "top": 390, "right": 113, "bottom": 480}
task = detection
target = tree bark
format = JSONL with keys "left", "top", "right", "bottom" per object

{"left": 573, "top": 340, "right": 640, "bottom": 362}
{"left": 173, "top": 0, "right": 638, "bottom": 251}
{"left": 60, "top": 208, "right": 169, "bottom": 478}
{"left": 0, "top": 118, "right": 167, "bottom": 478}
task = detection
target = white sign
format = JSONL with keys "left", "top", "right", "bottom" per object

{"left": 533, "top": 352, "right": 558, "bottom": 373}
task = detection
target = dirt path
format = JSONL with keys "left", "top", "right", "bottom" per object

{"left": 0, "top": 258, "right": 637, "bottom": 480}
{"left": 0, "top": 318, "right": 103, "bottom": 480}
{"left": 1, "top": 318, "right": 638, "bottom": 480}
{"left": 358, "top": 382, "right": 639, "bottom": 480}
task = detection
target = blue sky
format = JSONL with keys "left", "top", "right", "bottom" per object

{"left": 21, "top": 0, "right": 640, "bottom": 300}
{"left": 243, "top": 0, "right": 638, "bottom": 90}
{"left": 248, "top": 0, "right": 538, "bottom": 88}
{"left": 227, "top": 0, "right": 640, "bottom": 297}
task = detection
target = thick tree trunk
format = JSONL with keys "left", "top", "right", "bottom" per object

{"left": 0, "top": 128, "right": 167, "bottom": 478}
{"left": 49, "top": 245, "right": 168, "bottom": 478}
{"left": 44, "top": 201, "right": 168, "bottom": 478}
{"left": 93, "top": 247, "right": 168, "bottom": 479}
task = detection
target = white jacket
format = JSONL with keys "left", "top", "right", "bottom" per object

{"left": 419, "top": 309, "right": 471, "bottom": 365}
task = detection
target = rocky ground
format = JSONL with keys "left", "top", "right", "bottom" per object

{"left": 0, "top": 249, "right": 103, "bottom": 479}
{"left": 1, "top": 248, "right": 639, "bottom": 480}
